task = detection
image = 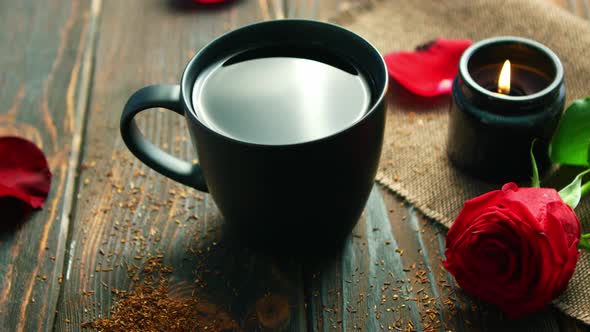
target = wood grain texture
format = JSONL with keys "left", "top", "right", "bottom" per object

{"left": 54, "top": 0, "right": 308, "bottom": 331}
{"left": 306, "top": 187, "right": 588, "bottom": 331}
{"left": 305, "top": 0, "right": 590, "bottom": 331}
{"left": 0, "top": 1, "right": 94, "bottom": 331}
{"left": 306, "top": 187, "right": 589, "bottom": 331}
{"left": 302, "top": 1, "right": 587, "bottom": 330}
{"left": 265, "top": 0, "right": 366, "bottom": 20}
{"left": 1, "top": 0, "right": 588, "bottom": 331}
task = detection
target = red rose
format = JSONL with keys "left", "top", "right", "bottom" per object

{"left": 443, "top": 183, "right": 581, "bottom": 318}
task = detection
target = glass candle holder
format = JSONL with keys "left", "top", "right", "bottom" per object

{"left": 447, "top": 36, "right": 565, "bottom": 182}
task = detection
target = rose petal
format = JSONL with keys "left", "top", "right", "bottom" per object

{"left": 384, "top": 38, "right": 472, "bottom": 97}
{"left": 446, "top": 189, "right": 504, "bottom": 246}
{"left": 499, "top": 198, "right": 544, "bottom": 232}
{"left": 554, "top": 244, "right": 580, "bottom": 298}
{"left": 545, "top": 201, "right": 581, "bottom": 247}
{"left": 443, "top": 184, "right": 582, "bottom": 319}
{"left": 542, "top": 205, "right": 572, "bottom": 265}
{"left": 0, "top": 137, "right": 51, "bottom": 208}
{"left": 502, "top": 185, "right": 563, "bottom": 221}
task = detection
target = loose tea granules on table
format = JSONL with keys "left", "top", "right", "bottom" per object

{"left": 82, "top": 257, "right": 239, "bottom": 332}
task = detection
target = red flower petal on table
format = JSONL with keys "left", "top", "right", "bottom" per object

{"left": 0, "top": 137, "right": 51, "bottom": 208}
{"left": 384, "top": 38, "right": 472, "bottom": 97}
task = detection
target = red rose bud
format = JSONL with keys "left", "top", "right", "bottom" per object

{"left": 443, "top": 183, "right": 580, "bottom": 319}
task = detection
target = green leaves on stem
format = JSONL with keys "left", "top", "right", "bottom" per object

{"left": 558, "top": 169, "right": 590, "bottom": 209}
{"left": 530, "top": 139, "right": 540, "bottom": 188}
{"left": 561, "top": 171, "right": 590, "bottom": 252}
{"left": 549, "top": 97, "right": 590, "bottom": 252}
{"left": 583, "top": 181, "right": 590, "bottom": 198}
{"left": 532, "top": 136, "right": 589, "bottom": 209}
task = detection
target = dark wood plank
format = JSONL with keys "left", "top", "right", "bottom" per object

{"left": 307, "top": 186, "right": 575, "bottom": 331}
{"left": 417, "top": 200, "right": 563, "bottom": 332}
{"left": 55, "top": 1, "right": 309, "bottom": 331}
{"left": 557, "top": 315, "right": 590, "bottom": 332}
{"left": 273, "top": 0, "right": 366, "bottom": 20}
{"left": 306, "top": 0, "right": 588, "bottom": 331}
{"left": 307, "top": 187, "right": 427, "bottom": 331}
{"left": 0, "top": 1, "right": 95, "bottom": 331}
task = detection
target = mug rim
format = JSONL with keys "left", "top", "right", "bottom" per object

{"left": 180, "top": 19, "right": 388, "bottom": 148}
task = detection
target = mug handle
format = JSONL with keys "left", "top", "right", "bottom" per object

{"left": 120, "top": 84, "right": 208, "bottom": 192}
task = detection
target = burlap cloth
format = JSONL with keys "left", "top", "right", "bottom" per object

{"left": 334, "top": 0, "right": 590, "bottom": 324}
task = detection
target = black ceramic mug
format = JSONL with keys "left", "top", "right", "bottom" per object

{"left": 120, "top": 20, "right": 388, "bottom": 250}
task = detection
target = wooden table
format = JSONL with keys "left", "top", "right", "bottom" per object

{"left": 1, "top": 0, "right": 589, "bottom": 331}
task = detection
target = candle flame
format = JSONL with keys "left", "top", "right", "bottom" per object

{"left": 498, "top": 60, "right": 511, "bottom": 94}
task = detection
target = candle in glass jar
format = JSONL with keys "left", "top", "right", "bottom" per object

{"left": 470, "top": 61, "right": 552, "bottom": 97}
{"left": 447, "top": 36, "right": 565, "bottom": 182}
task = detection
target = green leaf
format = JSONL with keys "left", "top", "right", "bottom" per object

{"left": 580, "top": 234, "right": 590, "bottom": 252}
{"left": 558, "top": 169, "right": 590, "bottom": 209}
{"left": 530, "top": 140, "right": 540, "bottom": 187}
{"left": 550, "top": 97, "right": 590, "bottom": 166}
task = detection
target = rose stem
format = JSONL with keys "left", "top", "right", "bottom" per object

{"left": 581, "top": 180, "right": 590, "bottom": 198}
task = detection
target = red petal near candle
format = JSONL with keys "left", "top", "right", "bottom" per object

{"left": 384, "top": 38, "right": 472, "bottom": 97}
{"left": 0, "top": 137, "right": 51, "bottom": 209}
